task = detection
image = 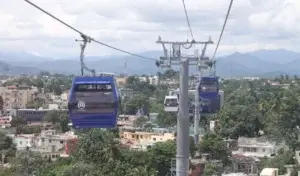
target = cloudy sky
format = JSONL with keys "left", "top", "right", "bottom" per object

{"left": 0, "top": 0, "right": 299, "bottom": 58}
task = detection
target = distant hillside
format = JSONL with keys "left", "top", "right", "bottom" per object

{"left": 1, "top": 49, "right": 300, "bottom": 77}
{"left": 0, "top": 60, "right": 41, "bottom": 75}
{"left": 0, "top": 51, "right": 163, "bottom": 75}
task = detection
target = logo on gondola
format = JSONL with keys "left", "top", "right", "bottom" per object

{"left": 77, "top": 101, "right": 86, "bottom": 109}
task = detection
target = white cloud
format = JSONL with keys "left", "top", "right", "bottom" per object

{"left": 0, "top": 0, "right": 299, "bottom": 58}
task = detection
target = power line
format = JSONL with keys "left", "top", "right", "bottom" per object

{"left": 181, "top": 0, "right": 194, "bottom": 40}
{"left": 211, "top": 0, "right": 234, "bottom": 60}
{"left": 24, "top": 0, "right": 158, "bottom": 62}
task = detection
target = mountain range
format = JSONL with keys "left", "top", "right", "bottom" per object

{"left": 0, "top": 49, "right": 300, "bottom": 77}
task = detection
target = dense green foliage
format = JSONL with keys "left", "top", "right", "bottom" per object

{"left": 215, "top": 78, "right": 300, "bottom": 149}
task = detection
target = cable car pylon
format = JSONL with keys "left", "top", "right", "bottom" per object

{"left": 157, "top": 36, "right": 213, "bottom": 176}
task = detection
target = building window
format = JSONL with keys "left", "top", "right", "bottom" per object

{"left": 153, "top": 138, "right": 156, "bottom": 141}
{"left": 49, "top": 140, "right": 52, "bottom": 143}
{"left": 60, "top": 141, "right": 63, "bottom": 144}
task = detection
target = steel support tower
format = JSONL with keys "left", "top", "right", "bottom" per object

{"left": 156, "top": 36, "right": 213, "bottom": 176}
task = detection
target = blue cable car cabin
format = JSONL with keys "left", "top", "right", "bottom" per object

{"left": 68, "top": 76, "right": 118, "bottom": 128}
{"left": 198, "top": 77, "right": 220, "bottom": 114}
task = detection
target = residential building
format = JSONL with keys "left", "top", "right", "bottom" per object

{"left": 231, "top": 154, "right": 259, "bottom": 175}
{"left": 232, "top": 137, "right": 280, "bottom": 158}
{"left": 0, "top": 86, "right": 38, "bottom": 109}
{"left": 121, "top": 131, "right": 175, "bottom": 142}
{"left": 32, "top": 130, "right": 77, "bottom": 161}
{"left": 8, "top": 130, "right": 78, "bottom": 161}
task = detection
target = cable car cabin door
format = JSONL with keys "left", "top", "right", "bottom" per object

{"left": 68, "top": 78, "right": 118, "bottom": 129}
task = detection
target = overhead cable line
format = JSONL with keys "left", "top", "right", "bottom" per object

{"left": 24, "top": 0, "right": 158, "bottom": 62}
{"left": 181, "top": 0, "right": 194, "bottom": 40}
{"left": 211, "top": 0, "right": 234, "bottom": 60}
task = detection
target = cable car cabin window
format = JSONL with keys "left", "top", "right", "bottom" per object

{"left": 165, "top": 99, "right": 178, "bottom": 107}
{"left": 200, "top": 79, "right": 218, "bottom": 92}
{"left": 71, "top": 83, "right": 115, "bottom": 113}
{"left": 75, "top": 84, "right": 112, "bottom": 92}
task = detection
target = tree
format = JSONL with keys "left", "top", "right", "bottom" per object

{"left": 162, "top": 69, "right": 178, "bottom": 79}
{"left": 198, "top": 133, "right": 231, "bottom": 166}
{"left": 147, "top": 140, "right": 176, "bottom": 176}
{"left": 149, "top": 102, "right": 163, "bottom": 113}
{"left": 53, "top": 86, "right": 63, "bottom": 95}
{"left": 189, "top": 137, "right": 197, "bottom": 157}
{"left": 59, "top": 113, "right": 70, "bottom": 133}
{"left": 44, "top": 110, "right": 61, "bottom": 126}
{"left": 19, "top": 126, "right": 41, "bottom": 134}
{"left": 10, "top": 116, "right": 27, "bottom": 135}
{"left": 10, "top": 150, "right": 47, "bottom": 176}
{"left": 125, "top": 95, "right": 149, "bottom": 115}
{"left": 44, "top": 110, "right": 70, "bottom": 133}
{"left": 126, "top": 76, "right": 140, "bottom": 88}
{"left": 55, "top": 162, "right": 97, "bottom": 176}
{"left": 74, "top": 129, "right": 121, "bottom": 164}
{"left": 155, "top": 110, "right": 177, "bottom": 127}
{"left": 203, "top": 163, "right": 218, "bottom": 176}
{"left": 0, "top": 96, "right": 3, "bottom": 112}
{"left": 0, "top": 132, "right": 16, "bottom": 163}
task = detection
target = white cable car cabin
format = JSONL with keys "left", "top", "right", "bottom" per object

{"left": 164, "top": 95, "right": 179, "bottom": 112}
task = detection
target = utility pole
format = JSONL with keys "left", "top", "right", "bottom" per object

{"left": 156, "top": 36, "right": 212, "bottom": 176}
{"left": 194, "top": 37, "right": 213, "bottom": 145}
